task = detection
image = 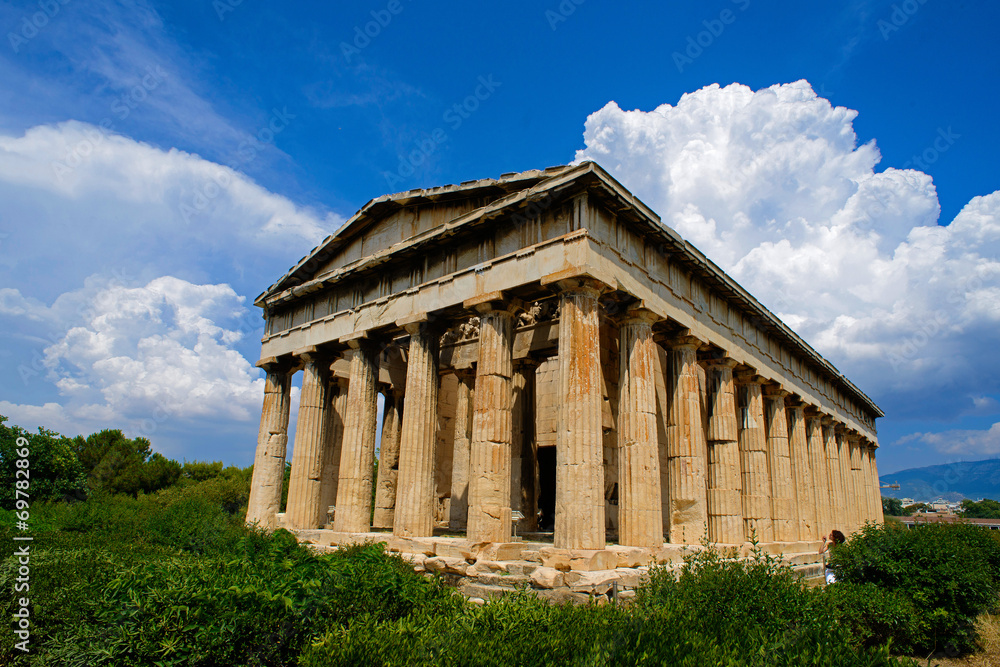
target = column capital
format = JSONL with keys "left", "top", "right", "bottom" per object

{"left": 821, "top": 415, "right": 835, "bottom": 427}
{"left": 762, "top": 384, "right": 790, "bottom": 399}
{"left": 551, "top": 276, "right": 607, "bottom": 297}
{"left": 256, "top": 355, "right": 294, "bottom": 372}
{"left": 734, "top": 368, "right": 767, "bottom": 384}
{"left": 804, "top": 408, "right": 824, "bottom": 423}
{"left": 293, "top": 345, "right": 335, "bottom": 364}
{"left": 397, "top": 315, "right": 441, "bottom": 337}
{"left": 463, "top": 291, "right": 524, "bottom": 316}
{"left": 617, "top": 305, "right": 659, "bottom": 326}
{"left": 701, "top": 356, "right": 738, "bottom": 371}
{"left": 343, "top": 336, "right": 382, "bottom": 353}
{"left": 665, "top": 332, "right": 704, "bottom": 350}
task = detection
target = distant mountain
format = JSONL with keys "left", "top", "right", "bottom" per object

{"left": 880, "top": 458, "right": 1000, "bottom": 503}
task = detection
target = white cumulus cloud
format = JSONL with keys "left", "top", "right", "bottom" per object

{"left": 1, "top": 275, "right": 277, "bottom": 439}
{"left": 575, "top": 81, "right": 1000, "bottom": 447}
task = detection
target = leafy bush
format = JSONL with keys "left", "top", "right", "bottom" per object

{"left": 0, "top": 415, "right": 87, "bottom": 503}
{"left": 302, "top": 543, "right": 916, "bottom": 667}
{"left": 828, "top": 521, "right": 1000, "bottom": 654}
{"left": 0, "top": 491, "right": 460, "bottom": 666}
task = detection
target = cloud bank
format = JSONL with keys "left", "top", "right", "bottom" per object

{"left": 575, "top": 81, "right": 1000, "bottom": 453}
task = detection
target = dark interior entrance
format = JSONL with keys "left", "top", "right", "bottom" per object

{"left": 537, "top": 446, "right": 556, "bottom": 531}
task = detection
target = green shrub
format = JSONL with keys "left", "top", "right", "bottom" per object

{"left": 825, "top": 581, "right": 922, "bottom": 652}
{"left": 828, "top": 521, "right": 1000, "bottom": 655}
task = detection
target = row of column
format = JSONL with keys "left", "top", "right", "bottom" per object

{"left": 247, "top": 280, "right": 883, "bottom": 548}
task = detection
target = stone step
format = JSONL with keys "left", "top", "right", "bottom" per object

{"left": 472, "top": 572, "right": 531, "bottom": 587}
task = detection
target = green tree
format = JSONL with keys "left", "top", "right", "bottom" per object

{"left": 958, "top": 497, "right": 1000, "bottom": 519}
{"left": 0, "top": 414, "right": 87, "bottom": 503}
{"left": 903, "top": 502, "right": 932, "bottom": 515}
{"left": 73, "top": 429, "right": 181, "bottom": 496}
{"left": 881, "top": 496, "right": 903, "bottom": 516}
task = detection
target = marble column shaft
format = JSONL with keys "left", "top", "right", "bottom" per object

{"left": 703, "top": 358, "right": 743, "bottom": 545}
{"left": 848, "top": 435, "right": 863, "bottom": 532}
{"left": 764, "top": 388, "right": 795, "bottom": 541}
{"left": 860, "top": 442, "right": 876, "bottom": 526}
{"left": 787, "top": 402, "right": 815, "bottom": 541}
{"left": 468, "top": 304, "right": 517, "bottom": 543}
{"left": 736, "top": 374, "right": 772, "bottom": 542}
{"left": 869, "top": 447, "right": 884, "bottom": 523}
{"left": 617, "top": 310, "right": 663, "bottom": 549}
{"left": 333, "top": 341, "right": 380, "bottom": 533}
{"left": 805, "top": 414, "right": 831, "bottom": 538}
{"left": 394, "top": 321, "right": 440, "bottom": 538}
{"left": 448, "top": 371, "right": 474, "bottom": 531}
{"left": 665, "top": 336, "right": 709, "bottom": 544}
{"left": 286, "top": 353, "right": 333, "bottom": 530}
{"left": 554, "top": 280, "right": 606, "bottom": 550}
{"left": 319, "top": 378, "right": 349, "bottom": 525}
{"left": 823, "top": 422, "right": 846, "bottom": 535}
{"left": 246, "top": 365, "right": 292, "bottom": 528}
{"left": 373, "top": 388, "right": 405, "bottom": 529}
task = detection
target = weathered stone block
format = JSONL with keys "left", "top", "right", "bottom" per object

{"left": 424, "top": 556, "right": 469, "bottom": 575}
{"left": 529, "top": 567, "right": 565, "bottom": 589}
{"left": 609, "top": 545, "right": 653, "bottom": 568}
{"left": 568, "top": 549, "right": 618, "bottom": 571}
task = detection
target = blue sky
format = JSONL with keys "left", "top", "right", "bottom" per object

{"left": 0, "top": 0, "right": 997, "bottom": 476}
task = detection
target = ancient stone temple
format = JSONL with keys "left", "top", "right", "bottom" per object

{"left": 246, "top": 162, "right": 883, "bottom": 575}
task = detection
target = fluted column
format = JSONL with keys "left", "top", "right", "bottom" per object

{"left": 736, "top": 372, "right": 772, "bottom": 542}
{"left": 394, "top": 319, "right": 440, "bottom": 538}
{"left": 467, "top": 300, "right": 519, "bottom": 543}
{"left": 860, "top": 440, "right": 876, "bottom": 526}
{"left": 764, "top": 387, "right": 795, "bottom": 541}
{"left": 805, "top": 412, "right": 831, "bottom": 539}
{"left": 665, "top": 335, "right": 708, "bottom": 544}
{"left": 286, "top": 350, "right": 333, "bottom": 530}
{"left": 448, "top": 370, "right": 474, "bottom": 531}
{"left": 703, "top": 357, "right": 743, "bottom": 545}
{"left": 554, "top": 279, "right": 606, "bottom": 550}
{"left": 333, "top": 340, "right": 380, "bottom": 533}
{"left": 840, "top": 430, "right": 857, "bottom": 533}
{"left": 246, "top": 362, "right": 293, "bottom": 528}
{"left": 848, "top": 433, "right": 863, "bottom": 533}
{"left": 617, "top": 308, "right": 663, "bottom": 548}
{"left": 787, "top": 400, "right": 815, "bottom": 541}
{"left": 869, "top": 444, "right": 884, "bottom": 523}
{"left": 373, "top": 387, "right": 404, "bottom": 529}
{"left": 514, "top": 358, "right": 539, "bottom": 531}
{"left": 823, "top": 419, "right": 846, "bottom": 534}
{"left": 319, "top": 378, "right": 349, "bottom": 526}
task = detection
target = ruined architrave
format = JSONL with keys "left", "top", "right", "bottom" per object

{"left": 246, "top": 162, "right": 884, "bottom": 561}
